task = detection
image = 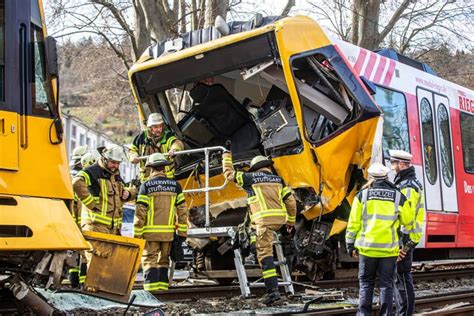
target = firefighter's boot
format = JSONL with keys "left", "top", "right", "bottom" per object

{"left": 68, "top": 267, "right": 80, "bottom": 288}
{"left": 79, "top": 262, "right": 87, "bottom": 286}
{"left": 260, "top": 256, "right": 281, "bottom": 305}
{"left": 157, "top": 267, "right": 170, "bottom": 291}
{"left": 143, "top": 267, "right": 159, "bottom": 291}
{"left": 262, "top": 289, "right": 281, "bottom": 305}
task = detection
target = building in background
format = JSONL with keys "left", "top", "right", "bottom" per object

{"left": 62, "top": 111, "right": 138, "bottom": 182}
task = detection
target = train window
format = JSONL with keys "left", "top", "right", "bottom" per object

{"left": 420, "top": 98, "right": 437, "bottom": 184}
{"left": 460, "top": 112, "right": 474, "bottom": 173}
{"left": 437, "top": 104, "right": 454, "bottom": 186}
{"left": 0, "top": 1, "right": 4, "bottom": 102}
{"left": 374, "top": 86, "right": 409, "bottom": 154}
{"left": 31, "top": 24, "right": 53, "bottom": 116}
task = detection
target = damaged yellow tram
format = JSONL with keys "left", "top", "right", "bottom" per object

{"left": 128, "top": 15, "right": 383, "bottom": 281}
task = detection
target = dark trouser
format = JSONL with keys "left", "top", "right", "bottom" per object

{"left": 143, "top": 267, "right": 169, "bottom": 291}
{"left": 395, "top": 248, "right": 415, "bottom": 316}
{"left": 358, "top": 254, "right": 397, "bottom": 316}
{"left": 261, "top": 256, "right": 279, "bottom": 294}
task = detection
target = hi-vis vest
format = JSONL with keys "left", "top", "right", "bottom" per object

{"left": 398, "top": 178, "right": 425, "bottom": 244}
{"left": 130, "top": 130, "right": 181, "bottom": 180}
{"left": 134, "top": 174, "right": 187, "bottom": 241}
{"left": 346, "top": 181, "right": 412, "bottom": 257}
{"left": 74, "top": 163, "right": 126, "bottom": 228}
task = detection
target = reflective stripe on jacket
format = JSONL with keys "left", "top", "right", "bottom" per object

{"left": 394, "top": 166, "right": 425, "bottom": 244}
{"left": 72, "top": 160, "right": 130, "bottom": 229}
{"left": 222, "top": 152, "right": 297, "bottom": 226}
{"left": 345, "top": 179, "right": 412, "bottom": 258}
{"left": 70, "top": 169, "right": 82, "bottom": 227}
{"left": 129, "top": 129, "right": 183, "bottom": 180}
{"left": 134, "top": 171, "right": 187, "bottom": 241}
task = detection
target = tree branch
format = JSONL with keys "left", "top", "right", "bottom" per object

{"left": 379, "top": 0, "right": 411, "bottom": 42}
{"left": 280, "top": 0, "right": 295, "bottom": 17}
{"left": 89, "top": 0, "right": 138, "bottom": 56}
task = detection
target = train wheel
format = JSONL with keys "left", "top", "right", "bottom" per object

{"left": 204, "top": 250, "right": 235, "bottom": 286}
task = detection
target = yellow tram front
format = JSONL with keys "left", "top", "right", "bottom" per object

{"left": 128, "top": 16, "right": 382, "bottom": 280}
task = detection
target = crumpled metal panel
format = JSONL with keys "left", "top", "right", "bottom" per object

{"left": 83, "top": 231, "right": 145, "bottom": 302}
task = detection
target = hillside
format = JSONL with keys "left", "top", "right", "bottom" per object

{"left": 59, "top": 39, "right": 140, "bottom": 143}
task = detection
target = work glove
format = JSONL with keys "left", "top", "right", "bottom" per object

{"left": 170, "top": 234, "right": 185, "bottom": 263}
{"left": 347, "top": 243, "right": 357, "bottom": 257}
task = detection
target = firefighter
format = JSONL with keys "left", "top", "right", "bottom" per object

{"left": 68, "top": 145, "right": 88, "bottom": 288}
{"left": 69, "top": 146, "right": 90, "bottom": 226}
{"left": 222, "top": 152, "right": 297, "bottom": 305}
{"left": 129, "top": 113, "right": 184, "bottom": 181}
{"left": 70, "top": 146, "right": 88, "bottom": 177}
{"left": 346, "top": 163, "right": 413, "bottom": 316}
{"left": 390, "top": 150, "right": 425, "bottom": 316}
{"left": 72, "top": 144, "right": 133, "bottom": 265}
{"left": 134, "top": 153, "right": 188, "bottom": 291}
{"left": 77, "top": 151, "right": 99, "bottom": 285}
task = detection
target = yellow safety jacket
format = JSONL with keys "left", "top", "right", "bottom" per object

{"left": 134, "top": 171, "right": 188, "bottom": 241}
{"left": 129, "top": 129, "right": 183, "bottom": 180}
{"left": 70, "top": 167, "right": 82, "bottom": 227}
{"left": 394, "top": 166, "right": 425, "bottom": 244}
{"left": 222, "top": 152, "right": 297, "bottom": 226}
{"left": 73, "top": 159, "right": 132, "bottom": 229}
{"left": 346, "top": 179, "right": 412, "bottom": 258}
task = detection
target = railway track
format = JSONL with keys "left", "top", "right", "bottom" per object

{"left": 301, "top": 291, "right": 474, "bottom": 315}
{"left": 153, "top": 267, "right": 474, "bottom": 301}
{"left": 313, "top": 267, "right": 474, "bottom": 289}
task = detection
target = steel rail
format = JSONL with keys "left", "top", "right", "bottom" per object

{"left": 148, "top": 268, "right": 474, "bottom": 301}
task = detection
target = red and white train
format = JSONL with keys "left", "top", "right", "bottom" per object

{"left": 335, "top": 38, "right": 474, "bottom": 258}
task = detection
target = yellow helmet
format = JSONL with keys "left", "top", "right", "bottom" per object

{"left": 147, "top": 113, "right": 164, "bottom": 127}
{"left": 81, "top": 152, "right": 98, "bottom": 168}
{"left": 145, "top": 153, "right": 172, "bottom": 168}
{"left": 248, "top": 155, "right": 273, "bottom": 172}
{"left": 71, "top": 145, "right": 88, "bottom": 160}
{"left": 100, "top": 144, "right": 127, "bottom": 162}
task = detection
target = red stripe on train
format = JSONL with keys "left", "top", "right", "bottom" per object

{"left": 363, "top": 53, "right": 377, "bottom": 79}
{"left": 383, "top": 59, "right": 396, "bottom": 85}
{"left": 372, "top": 56, "right": 387, "bottom": 83}
{"left": 353, "top": 49, "right": 367, "bottom": 74}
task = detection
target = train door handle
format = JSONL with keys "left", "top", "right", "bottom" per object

{"left": 0, "top": 118, "right": 4, "bottom": 135}
{"left": 19, "top": 24, "right": 28, "bottom": 149}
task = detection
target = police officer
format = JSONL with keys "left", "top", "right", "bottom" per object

{"left": 346, "top": 163, "right": 413, "bottom": 316}
{"left": 222, "top": 152, "right": 297, "bottom": 305}
{"left": 129, "top": 113, "right": 184, "bottom": 181}
{"left": 134, "top": 153, "right": 188, "bottom": 291}
{"left": 390, "top": 150, "right": 425, "bottom": 316}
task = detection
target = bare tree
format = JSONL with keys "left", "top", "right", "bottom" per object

{"left": 45, "top": 0, "right": 295, "bottom": 140}
{"left": 47, "top": 0, "right": 298, "bottom": 67}
{"left": 307, "top": 0, "right": 473, "bottom": 53}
